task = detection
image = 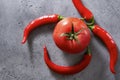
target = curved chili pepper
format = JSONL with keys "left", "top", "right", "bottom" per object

{"left": 43, "top": 45, "right": 92, "bottom": 75}
{"left": 88, "top": 25, "right": 118, "bottom": 74}
{"left": 21, "top": 14, "right": 63, "bottom": 44}
{"left": 72, "top": 0, "right": 94, "bottom": 24}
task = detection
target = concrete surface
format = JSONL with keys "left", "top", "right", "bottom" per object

{"left": 0, "top": 0, "right": 120, "bottom": 80}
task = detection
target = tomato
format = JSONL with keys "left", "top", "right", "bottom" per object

{"left": 53, "top": 17, "right": 91, "bottom": 54}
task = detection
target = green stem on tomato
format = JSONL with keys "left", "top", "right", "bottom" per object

{"left": 60, "top": 24, "right": 87, "bottom": 42}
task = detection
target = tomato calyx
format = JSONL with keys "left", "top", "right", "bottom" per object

{"left": 60, "top": 24, "right": 86, "bottom": 41}
{"left": 60, "top": 24, "right": 77, "bottom": 41}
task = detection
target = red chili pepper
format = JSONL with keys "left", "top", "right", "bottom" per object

{"left": 43, "top": 45, "right": 92, "bottom": 75}
{"left": 88, "top": 25, "right": 118, "bottom": 74}
{"left": 72, "top": 0, "right": 94, "bottom": 22}
{"left": 21, "top": 14, "right": 63, "bottom": 44}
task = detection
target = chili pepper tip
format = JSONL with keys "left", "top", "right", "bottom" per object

{"left": 43, "top": 45, "right": 47, "bottom": 49}
{"left": 21, "top": 37, "right": 26, "bottom": 44}
{"left": 111, "top": 70, "right": 116, "bottom": 74}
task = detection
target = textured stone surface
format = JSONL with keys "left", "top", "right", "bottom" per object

{"left": 0, "top": 0, "right": 120, "bottom": 80}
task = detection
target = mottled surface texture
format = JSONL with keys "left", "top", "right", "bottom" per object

{"left": 0, "top": 0, "right": 120, "bottom": 80}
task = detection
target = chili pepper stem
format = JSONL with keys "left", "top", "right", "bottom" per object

{"left": 86, "top": 46, "right": 91, "bottom": 56}
{"left": 86, "top": 17, "right": 95, "bottom": 26}
{"left": 80, "top": 17, "right": 95, "bottom": 26}
{"left": 58, "top": 15, "right": 64, "bottom": 20}
{"left": 80, "top": 18, "right": 85, "bottom": 21}
{"left": 88, "top": 25, "right": 95, "bottom": 31}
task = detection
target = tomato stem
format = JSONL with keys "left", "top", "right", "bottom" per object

{"left": 60, "top": 24, "right": 87, "bottom": 42}
{"left": 71, "top": 24, "right": 75, "bottom": 34}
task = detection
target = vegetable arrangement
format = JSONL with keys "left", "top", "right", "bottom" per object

{"left": 21, "top": 0, "right": 118, "bottom": 75}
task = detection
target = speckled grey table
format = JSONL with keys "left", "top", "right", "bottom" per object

{"left": 0, "top": 0, "right": 120, "bottom": 80}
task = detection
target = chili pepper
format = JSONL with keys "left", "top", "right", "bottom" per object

{"left": 21, "top": 14, "right": 63, "bottom": 44}
{"left": 88, "top": 25, "right": 118, "bottom": 74}
{"left": 72, "top": 0, "right": 94, "bottom": 25}
{"left": 43, "top": 45, "right": 92, "bottom": 75}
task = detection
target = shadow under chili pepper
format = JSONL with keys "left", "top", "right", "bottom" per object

{"left": 49, "top": 71, "right": 66, "bottom": 79}
{"left": 49, "top": 68, "right": 72, "bottom": 80}
{"left": 61, "top": 51, "right": 85, "bottom": 66}
{"left": 114, "top": 46, "right": 120, "bottom": 74}
{"left": 26, "top": 23, "right": 56, "bottom": 64}
{"left": 27, "top": 36, "right": 34, "bottom": 64}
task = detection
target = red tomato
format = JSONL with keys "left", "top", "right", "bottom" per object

{"left": 53, "top": 17, "right": 91, "bottom": 54}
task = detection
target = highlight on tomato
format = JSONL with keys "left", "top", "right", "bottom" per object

{"left": 53, "top": 17, "right": 91, "bottom": 54}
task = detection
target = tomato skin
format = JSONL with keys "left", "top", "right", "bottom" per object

{"left": 53, "top": 17, "right": 91, "bottom": 54}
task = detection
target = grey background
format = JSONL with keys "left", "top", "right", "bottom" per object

{"left": 0, "top": 0, "right": 120, "bottom": 80}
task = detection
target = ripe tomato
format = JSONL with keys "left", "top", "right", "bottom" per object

{"left": 53, "top": 17, "right": 91, "bottom": 54}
